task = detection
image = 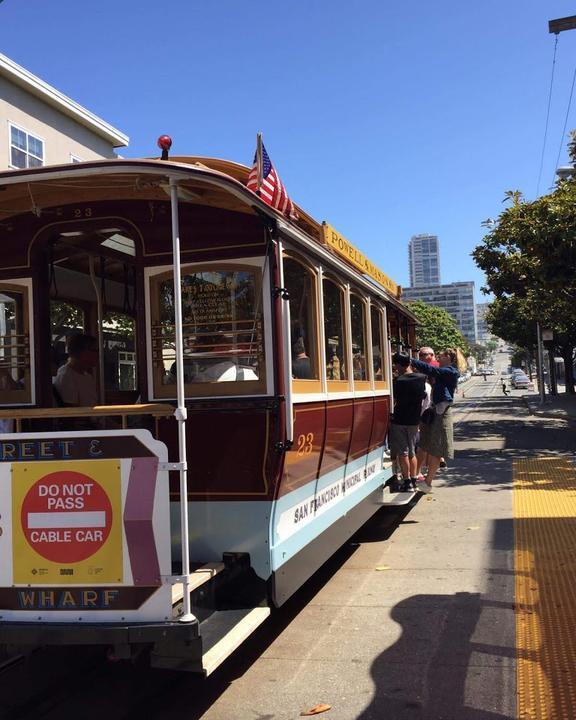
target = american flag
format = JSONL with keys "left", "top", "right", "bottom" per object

{"left": 247, "top": 137, "right": 297, "bottom": 219}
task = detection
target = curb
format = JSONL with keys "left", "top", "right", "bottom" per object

{"left": 521, "top": 395, "right": 576, "bottom": 425}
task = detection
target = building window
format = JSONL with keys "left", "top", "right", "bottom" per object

{"left": 10, "top": 125, "right": 44, "bottom": 169}
{"left": 70, "top": 154, "right": 82, "bottom": 163}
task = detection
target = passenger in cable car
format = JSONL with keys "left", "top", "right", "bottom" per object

{"left": 53, "top": 334, "right": 98, "bottom": 407}
{"left": 327, "top": 347, "right": 342, "bottom": 380}
{"left": 292, "top": 337, "right": 313, "bottom": 379}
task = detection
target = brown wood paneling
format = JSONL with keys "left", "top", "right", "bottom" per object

{"left": 160, "top": 401, "right": 282, "bottom": 500}
{"left": 369, "top": 396, "right": 391, "bottom": 452}
{"left": 348, "top": 397, "right": 374, "bottom": 461}
{"left": 279, "top": 403, "right": 325, "bottom": 498}
{"left": 319, "top": 400, "right": 353, "bottom": 477}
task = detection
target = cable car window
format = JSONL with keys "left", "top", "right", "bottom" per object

{"left": 323, "top": 279, "right": 347, "bottom": 381}
{"left": 371, "top": 305, "right": 386, "bottom": 383}
{"left": 350, "top": 293, "right": 367, "bottom": 381}
{"left": 0, "top": 284, "right": 32, "bottom": 405}
{"left": 283, "top": 258, "right": 318, "bottom": 380}
{"left": 50, "top": 301, "right": 85, "bottom": 367}
{"left": 103, "top": 312, "right": 137, "bottom": 393}
{"left": 151, "top": 264, "right": 266, "bottom": 397}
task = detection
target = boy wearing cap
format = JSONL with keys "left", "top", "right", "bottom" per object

{"left": 389, "top": 353, "right": 427, "bottom": 492}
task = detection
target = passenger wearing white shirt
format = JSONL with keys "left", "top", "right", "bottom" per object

{"left": 54, "top": 334, "right": 98, "bottom": 407}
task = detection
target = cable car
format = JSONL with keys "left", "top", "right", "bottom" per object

{"left": 0, "top": 145, "right": 417, "bottom": 673}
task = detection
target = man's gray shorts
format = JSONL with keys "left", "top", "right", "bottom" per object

{"left": 389, "top": 423, "right": 419, "bottom": 457}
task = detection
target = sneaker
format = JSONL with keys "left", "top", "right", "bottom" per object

{"left": 400, "top": 479, "right": 414, "bottom": 493}
{"left": 410, "top": 477, "right": 419, "bottom": 491}
{"left": 439, "top": 460, "right": 447, "bottom": 469}
{"left": 386, "top": 475, "right": 401, "bottom": 493}
{"left": 416, "top": 480, "right": 433, "bottom": 494}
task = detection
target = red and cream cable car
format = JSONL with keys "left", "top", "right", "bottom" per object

{"left": 0, "top": 144, "right": 417, "bottom": 673}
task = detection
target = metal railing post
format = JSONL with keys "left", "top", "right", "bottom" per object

{"left": 169, "top": 177, "right": 195, "bottom": 623}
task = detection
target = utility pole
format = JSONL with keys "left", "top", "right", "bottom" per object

{"left": 549, "top": 15, "right": 576, "bottom": 34}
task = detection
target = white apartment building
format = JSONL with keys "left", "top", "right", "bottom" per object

{"left": 408, "top": 234, "right": 441, "bottom": 287}
{"left": 476, "top": 302, "right": 494, "bottom": 345}
{"left": 402, "top": 281, "right": 477, "bottom": 344}
{"left": 0, "top": 53, "right": 128, "bottom": 170}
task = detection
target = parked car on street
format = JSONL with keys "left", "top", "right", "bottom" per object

{"left": 512, "top": 373, "right": 534, "bottom": 390}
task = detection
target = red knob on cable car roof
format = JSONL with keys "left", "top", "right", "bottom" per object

{"left": 157, "top": 135, "right": 172, "bottom": 160}
{"left": 157, "top": 135, "right": 172, "bottom": 151}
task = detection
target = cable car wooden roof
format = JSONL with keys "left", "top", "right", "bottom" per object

{"left": 0, "top": 156, "right": 415, "bottom": 319}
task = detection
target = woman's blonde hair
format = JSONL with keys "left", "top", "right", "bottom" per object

{"left": 441, "top": 347, "right": 468, "bottom": 373}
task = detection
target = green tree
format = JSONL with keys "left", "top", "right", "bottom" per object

{"left": 405, "top": 300, "right": 470, "bottom": 355}
{"left": 473, "top": 132, "right": 576, "bottom": 392}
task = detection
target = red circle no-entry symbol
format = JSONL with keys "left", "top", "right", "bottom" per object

{"left": 21, "top": 470, "right": 113, "bottom": 563}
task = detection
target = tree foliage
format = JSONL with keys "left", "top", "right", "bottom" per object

{"left": 405, "top": 300, "right": 470, "bottom": 355}
{"left": 472, "top": 131, "right": 576, "bottom": 392}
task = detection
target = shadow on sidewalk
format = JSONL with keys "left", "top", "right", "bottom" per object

{"left": 356, "top": 516, "right": 516, "bottom": 720}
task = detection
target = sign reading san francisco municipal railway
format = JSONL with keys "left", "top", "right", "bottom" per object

{"left": 12, "top": 460, "right": 122, "bottom": 584}
{"left": 322, "top": 222, "right": 400, "bottom": 297}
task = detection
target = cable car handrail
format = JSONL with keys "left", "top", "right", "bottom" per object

{"left": 0, "top": 403, "right": 174, "bottom": 419}
{"left": 0, "top": 403, "right": 175, "bottom": 431}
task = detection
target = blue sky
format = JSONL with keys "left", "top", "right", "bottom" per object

{"left": 1, "top": 1, "right": 576, "bottom": 300}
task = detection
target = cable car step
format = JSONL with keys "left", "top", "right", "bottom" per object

{"left": 200, "top": 606, "right": 270, "bottom": 676}
{"left": 171, "top": 562, "right": 226, "bottom": 606}
{"left": 380, "top": 488, "right": 416, "bottom": 506}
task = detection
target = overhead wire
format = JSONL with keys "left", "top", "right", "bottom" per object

{"left": 551, "top": 61, "right": 576, "bottom": 189}
{"left": 536, "top": 34, "right": 559, "bottom": 197}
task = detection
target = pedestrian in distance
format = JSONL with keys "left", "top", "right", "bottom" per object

{"left": 501, "top": 380, "right": 510, "bottom": 396}
{"left": 389, "top": 353, "right": 427, "bottom": 493}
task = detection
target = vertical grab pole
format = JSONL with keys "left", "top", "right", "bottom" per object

{"left": 88, "top": 255, "right": 105, "bottom": 405}
{"left": 169, "top": 177, "right": 195, "bottom": 623}
{"left": 277, "top": 240, "right": 293, "bottom": 444}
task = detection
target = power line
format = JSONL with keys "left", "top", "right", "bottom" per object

{"left": 536, "top": 34, "right": 559, "bottom": 197}
{"left": 551, "top": 62, "right": 576, "bottom": 188}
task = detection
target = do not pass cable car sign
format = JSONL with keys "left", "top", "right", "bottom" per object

{"left": 12, "top": 460, "right": 122, "bottom": 584}
{"left": 21, "top": 470, "right": 112, "bottom": 564}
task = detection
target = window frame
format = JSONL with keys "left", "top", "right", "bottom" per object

{"left": 370, "top": 302, "right": 389, "bottom": 391}
{"left": 0, "top": 278, "right": 35, "bottom": 406}
{"left": 8, "top": 123, "right": 45, "bottom": 170}
{"left": 349, "top": 290, "right": 371, "bottom": 391}
{"left": 322, "top": 275, "right": 351, "bottom": 394}
{"left": 145, "top": 257, "right": 274, "bottom": 400}
{"left": 282, "top": 253, "right": 322, "bottom": 395}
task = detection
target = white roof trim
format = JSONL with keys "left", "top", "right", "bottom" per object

{"left": 0, "top": 53, "right": 129, "bottom": 148}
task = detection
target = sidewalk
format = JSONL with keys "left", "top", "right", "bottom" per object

{"left": 522, "top": 391, "right": 576, "bottom": 422}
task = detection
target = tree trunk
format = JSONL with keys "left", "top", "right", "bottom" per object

{"left": 562, "top": 346, "right": 575, "bottom": 394}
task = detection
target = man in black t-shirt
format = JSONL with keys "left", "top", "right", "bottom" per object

{"left": 389, "top": 353, "right": 426, "bottom": 492}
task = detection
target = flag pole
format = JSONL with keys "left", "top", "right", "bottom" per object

{"left": 256, "top": 132, "right": 263, "bottom": 192}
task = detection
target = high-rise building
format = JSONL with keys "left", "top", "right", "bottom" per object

{"left": 409, "top": 234, "right": 441, "bottom": 287}
{"left": 476, "top": 303, "right": 493, "bottom": 345}
{"left": 402, "top": 281, "right": 477, "bottom": 344}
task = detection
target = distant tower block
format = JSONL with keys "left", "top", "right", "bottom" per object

{"left": 408, "top": 234, "right": 441, "bottom": 287}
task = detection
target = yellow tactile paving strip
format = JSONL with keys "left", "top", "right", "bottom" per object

{"left": 514, "top": 456, "right": 576, "bottom": 720}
